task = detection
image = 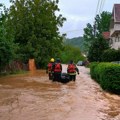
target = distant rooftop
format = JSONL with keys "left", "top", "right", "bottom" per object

{"left": 113, "top": 4, "right": 120, "bottom": 22}
{"left": 102, "top": 32, "right": 110, "bottom": 40}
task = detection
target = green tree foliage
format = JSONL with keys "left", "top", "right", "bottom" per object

{"left": 6, "top": 0, "right": 66, "bottom": 67}
{"left": 83, "top": 11, "right": 111, "bottom": 50}
{"left": 83, "top": 23, "right": 94, "bottom": 52}
{"left": 64, "top": 37, "right": 84, "bottom": 52}
{"left": 60, "top": 45, "right": 85, "bottom": 64}
{"left": 83, "top": 11, "right": 111, "bottom": 61}
{"left": 95, "top": 11, "right": 111, "bottom": 34}
{"left": 88, "top": 36, "right": 109, "bottom": 62}
{"left": 101, "top": 49, "right": 120, "bottom": 62}
{"left": 0, "top": 5, "right": 17, "bottom": 70}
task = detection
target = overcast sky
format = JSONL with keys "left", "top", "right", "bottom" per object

{"left": 2, "top": 0, "right": 120, "bottom": 38}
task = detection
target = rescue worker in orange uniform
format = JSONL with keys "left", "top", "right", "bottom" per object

{"left": 67, "top": 60, "right": 79, "bottom": 81}
{"left": 52, "top": 58, "right": 62, "bottom": 82}
{"left": 46, "top": 58, "right": 55, "bottom": 80}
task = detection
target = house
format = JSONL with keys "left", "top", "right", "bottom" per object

{"left": 110, "top": 4, "right": 120, "bottom": 50}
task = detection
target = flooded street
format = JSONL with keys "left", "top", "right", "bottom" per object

{"left": 0, "top": 64, "right": 120, "bottom": 120}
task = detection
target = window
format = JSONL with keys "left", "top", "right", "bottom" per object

{"left": 115, "top": 37, "right": 117, "bottom": 42}
{"left": 110, "top": 38, "right": 113, "bottom": 44}
{"left": 118, "top": 37, "right": 120, "bottom": 42}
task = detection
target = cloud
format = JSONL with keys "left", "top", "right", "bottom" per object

{"left": 2, "top": 0, "right": 120, "bottom": 38}
{"left": 58, "top": 0, "right": 120, "bottom": 38}
{"left": 58, "top": 0, "right": 98, "bottom": 38}
{"left": 59, "top": 0, "right": 97, "bottom": 17}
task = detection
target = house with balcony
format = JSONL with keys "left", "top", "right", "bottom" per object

{"left": 110, "top": 4, "right": 120, "bottom": 50}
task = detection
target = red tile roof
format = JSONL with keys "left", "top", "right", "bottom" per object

{"left": 102, "top": 32, "right": 110, "bottom": 39}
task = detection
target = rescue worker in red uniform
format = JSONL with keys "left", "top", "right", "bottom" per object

{"left": 52, "top": 58, "right": 62, "bottom": 82}
{"left": 46, "top": 58, "right": 55, "bottom": 80}
{"left": 67, "top": 60, "right": 79, "bottom": 81}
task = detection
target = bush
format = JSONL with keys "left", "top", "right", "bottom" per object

{"left": 101, "top": 49, "right": 120, "bottom": 62}
{"left": 90, "top": 62, "right": 120, "bottom": 94}
{"left": 90, "top": 62, "right": 99, "bottom": 79}
{"left": 101, "top": 65, "right": 120, "bottom": 93}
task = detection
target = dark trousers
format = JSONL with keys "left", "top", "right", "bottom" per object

{"left": 49, "top": 73, "right": 53, "bottom": 80}
{"left": 69, "top": 75, "right": 76, "bottom": 81}
{"left": 53, "top": 72, "right": 61, "bottom": 82}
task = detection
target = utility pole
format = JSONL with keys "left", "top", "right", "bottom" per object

{"left": 93, "top": 21, "right": 96, "bottom": 37}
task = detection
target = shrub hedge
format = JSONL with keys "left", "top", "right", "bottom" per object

{"left": 90, "top": 62, "right": 120, "bottom": 94}
{"left": 101, "top": 49, "right": 120, "bottom": 62}
{"left": 90, "top": 62, "right": 99, "bottom": 79}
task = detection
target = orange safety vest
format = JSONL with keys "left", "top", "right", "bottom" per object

{"left": 68, "top": 64, "right": 76, "bottom": 73}
{"left": 54, "top": 63, "right": 62, "bottom": 72}
{"left": 48, "top": 63, "right": 52, "bottom": 72}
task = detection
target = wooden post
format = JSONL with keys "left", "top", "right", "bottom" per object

{"left": 28, "top": 59, "right": 36, "bottom": 71}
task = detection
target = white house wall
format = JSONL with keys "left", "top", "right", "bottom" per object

{"left": 110, "top": 24, "right": 120, "bottom": 36}
{"left": 110, "top": 36, "right": 120, "bottom": 49}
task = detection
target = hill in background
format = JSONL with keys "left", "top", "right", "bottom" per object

{"left": 64, "top": 36, "right": 84, "bottom": 52}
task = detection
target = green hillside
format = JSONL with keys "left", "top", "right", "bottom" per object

{"left": 64, "top": 37, "right": 84, "bottom": 51}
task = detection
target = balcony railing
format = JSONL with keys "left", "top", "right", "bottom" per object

{"left": 110, "top": 24, "right": 120, "bottom": 37}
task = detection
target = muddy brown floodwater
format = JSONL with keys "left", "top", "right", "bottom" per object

{"left": 0, "top": 64, "right": 120, "bottom": 120}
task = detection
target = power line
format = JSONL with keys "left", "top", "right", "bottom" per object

{"left": 99, "top": 0, "right": 103, "bottom": 14}
{"left": 99, "top": 0, "right": 105, "bottom": 14}
{"left": 95, "top": 0, "right": 101, "bottom": 16}
{"left": 101, "top": 0, "right": 106, "bottom": 13}
{"left": 94, "top": 0, "right": 106, "bottom": 37}
{"left": 61, "top": 29, "right": 82, "bottom": 33}
{"left": 95, "top": 0, "right": 106, "bottom": 16}
{"left": 65, "top": 30, "right": 82, "bottom": 33}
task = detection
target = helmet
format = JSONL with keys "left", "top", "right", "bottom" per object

{"left": 50, "top": 58, "right": 54, "bottom": 62}
{"left": 70, "top": 60, "right": 73, "bottom": 64}
{"left": 56, "top": 58, "right": 61, "bottom": 63}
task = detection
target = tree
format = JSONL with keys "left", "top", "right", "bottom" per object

{"left": 101, "top": 49, "right": 120, "bottom": 62}
{"left": 95, "top": 11, "right": 111, "bottom": 34}
{"left": 83, "top": 11, "right": 111, "bottom": 52}
{"left": 83, "top": 11, "right": 111, "bottom": 61}
{"left": 60, "top": 45, "right": 85, "bottom": 64}
{"left": 83, "top": 23, "right": 94, "bottom": 52}
{"left": 87, "top": 35, "right": 109, "bottom": 62}
{"left": 6, "top": 0, "right": 66, "bottom": 67}
{"left": 0, "top": 4, "right": 17, "bottom": 71}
